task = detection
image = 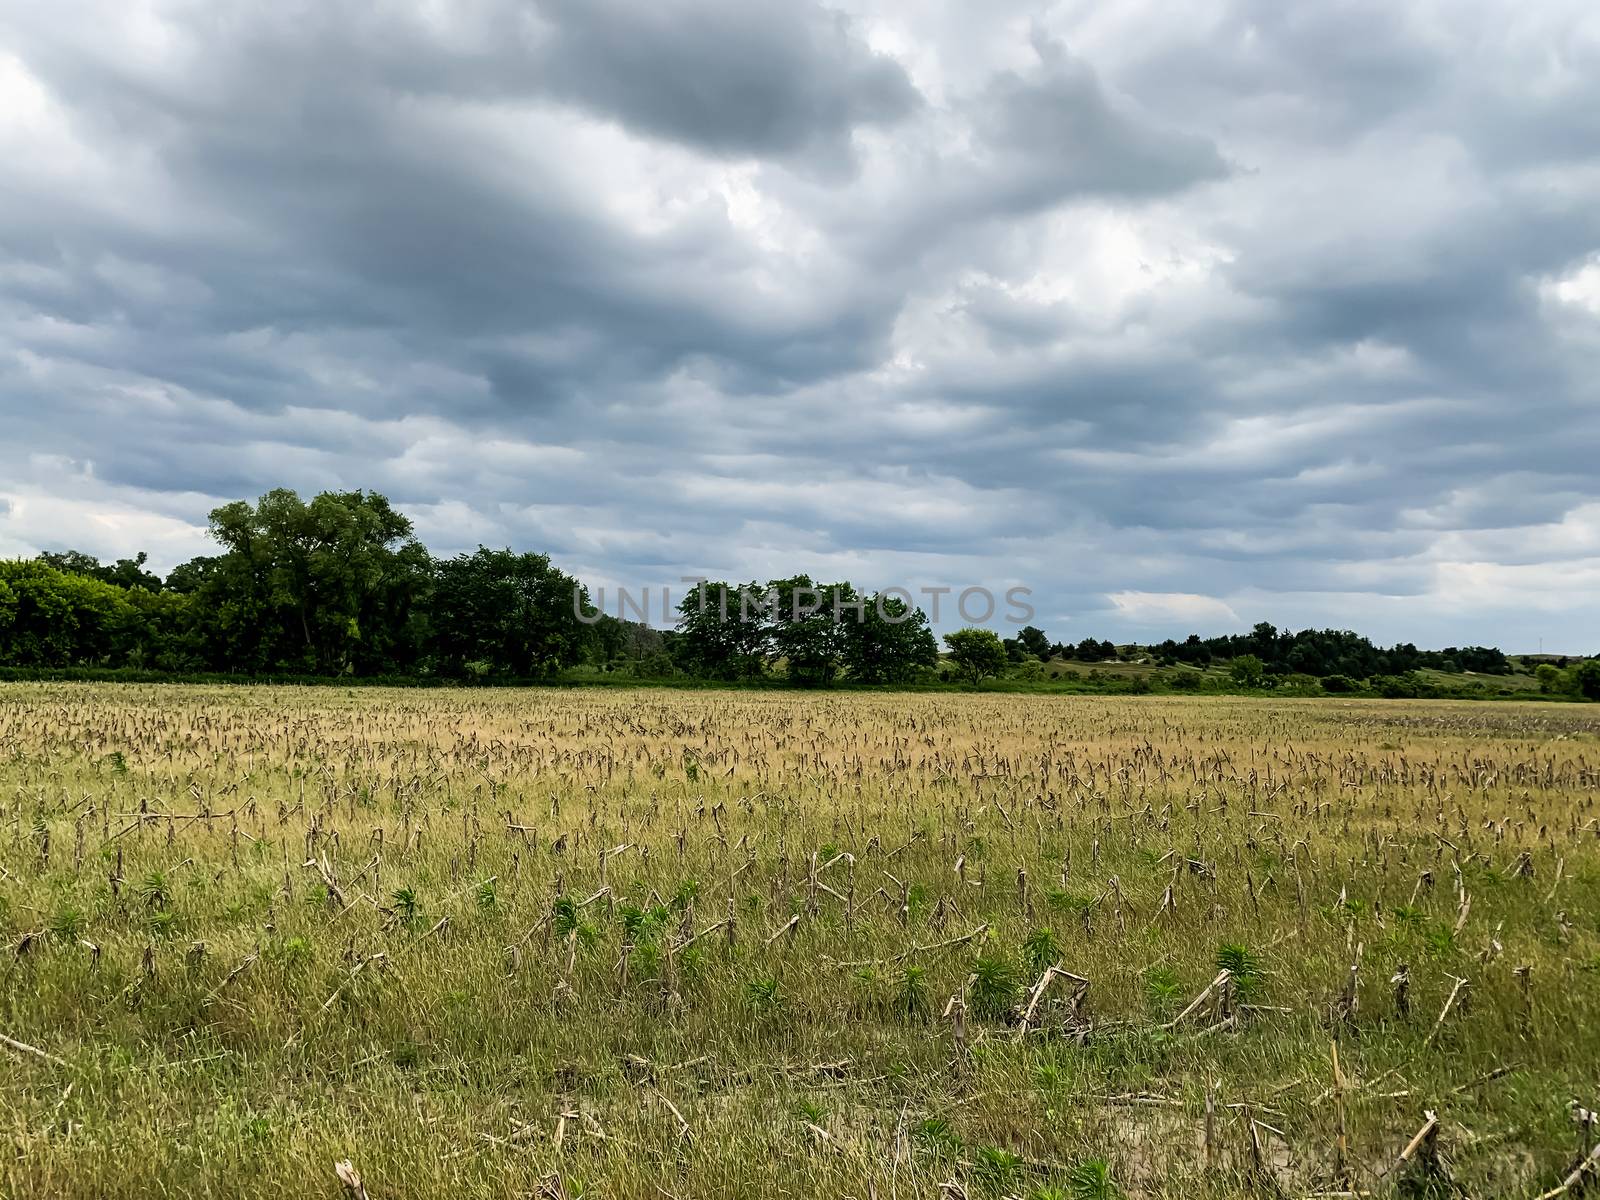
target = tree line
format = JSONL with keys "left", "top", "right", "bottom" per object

{"left": 2, "top": 487, "right": 1585, "bottom": 695}
{"left": 0, "top": 488, "right": 941, "bottom": 685}
{"left": 987, "top": 622, "right": 1513, "bottom": 679}
{"left": 1145, "top": 623, "right": 1512, "bottom": 678}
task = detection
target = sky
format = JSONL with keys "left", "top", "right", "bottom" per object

{"left": 1, "top": 0, "right": 1598, "bottom": 651}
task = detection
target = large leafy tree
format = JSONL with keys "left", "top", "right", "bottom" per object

{"left": 201, "top": 489, "right": 430, "bottom": 674}
{"left": 767, "top": 575, "right": 858, "bottom": 687}
{"left": 943, "top": 627, "right": 1007, "bottom": 686}
{"left": 842, "top": 592, "right": 939, "bottom": 684}
{"left": 428, "top": 548, "right": 591, "bottom": 678}
{"left": 673, "top": 581, "right": 772, "bottom": 680}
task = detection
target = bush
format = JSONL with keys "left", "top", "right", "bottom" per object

{"left": 1320, "top": 674, "right": 1357, "bottom": 693}
{"left": 1228, "top": 655, "right": 1266, "bottom": 687}
{"left": 1374, "top": 673, "right": 1423, "bottom": 699}
{"left": 630, "top": 651, "right": 677, "bottom": 679}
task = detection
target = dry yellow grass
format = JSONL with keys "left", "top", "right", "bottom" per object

{"left": 0, "top": 683, "right": 1597, "bottom": 1198}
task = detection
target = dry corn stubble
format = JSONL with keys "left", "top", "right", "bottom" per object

{"left": 0, "top": 682, "right": 1597, "bottom": 1199}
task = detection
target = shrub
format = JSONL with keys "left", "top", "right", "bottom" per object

{"left": 1228, "top": 655, "right": 1265, "bottom": 687}
{"left": 1375, "top": 673, "right": 1423, "bottom": 699}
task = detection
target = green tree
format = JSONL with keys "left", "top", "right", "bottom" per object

{"left": 202, "top": 489, "right": 430, "bottom": 674}
{"left": 1248, "top": 622, "right": 1282, "bottom": 668}
{"left": 1074, "top": 637, "right": 1115, "bottom": 661}
{"left": 1571, "top": 659, "right": 1600, "bottom": 700}
{"left": 37, "top": 549, "right": 163, "bottom": 592}
{"left": 841, "top": 592, "right": 939, "bottom": 684}
{"left": 121, "top": 587, "right": 199, "bottom": 670}
{"left": 585, "top": 614, "right": 665, "bottom": 671}
{"left": 1228, "top": 654, "right": 1266, "bottom": 687}
{"left": 1016, "top": 625, "right": 1051, "bottom": 659}
{"left": 943, "top": 627, "right": 1007, "bottom": 686}
{"left": 0, "top": 560, "right": 136, "bottom": 666}
{"left": 673, "top": 581, "right": 772, "bottom": 680}
{"left": 766, "top": 575, "right": 857, "bottom": 687}
{"left": 429, "top": 548, "right": 590, "bottom": 678}
{"left": 34, "top": 549, "right": 104, "bottom": 579}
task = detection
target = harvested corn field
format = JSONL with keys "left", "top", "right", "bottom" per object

{"left": 1, "top": 683, "right": 1597, "bottom": 1199}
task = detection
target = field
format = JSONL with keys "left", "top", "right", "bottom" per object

{"left": 1, "top": 684, "right": 1597, "bottom": 1200}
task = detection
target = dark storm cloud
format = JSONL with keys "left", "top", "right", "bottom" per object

{"left": 533, "top": 0, "right": 922, "bottom": 165}
{"left": 1, "top": 0, "right": 1598, "bottom": 650}
{"left": 0, "top": 0, "right": 915, "bottom": 420}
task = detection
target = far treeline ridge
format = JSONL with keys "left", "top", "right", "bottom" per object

{"left": 1, "top": 487, "right": 1596, "bottom": 700}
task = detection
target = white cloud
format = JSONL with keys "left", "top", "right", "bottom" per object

{"left": 1107, "top": 591, "right": 1241, "bottom": 628}
{"left": 0, "top": 482, "right": 211, "bottom": 565}
{"left": 1543, "top": 255, "right": 1600, "bottom": 317}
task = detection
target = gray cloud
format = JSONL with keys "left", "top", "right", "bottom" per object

{"left": 1, "top": 0, "right": 1598, "bottom": 652}
{"left": 973, "top": 33, "right": 1230, "bottom": 208}
{"left": 534, "top": 0, "right": 922, "bottom": 168}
